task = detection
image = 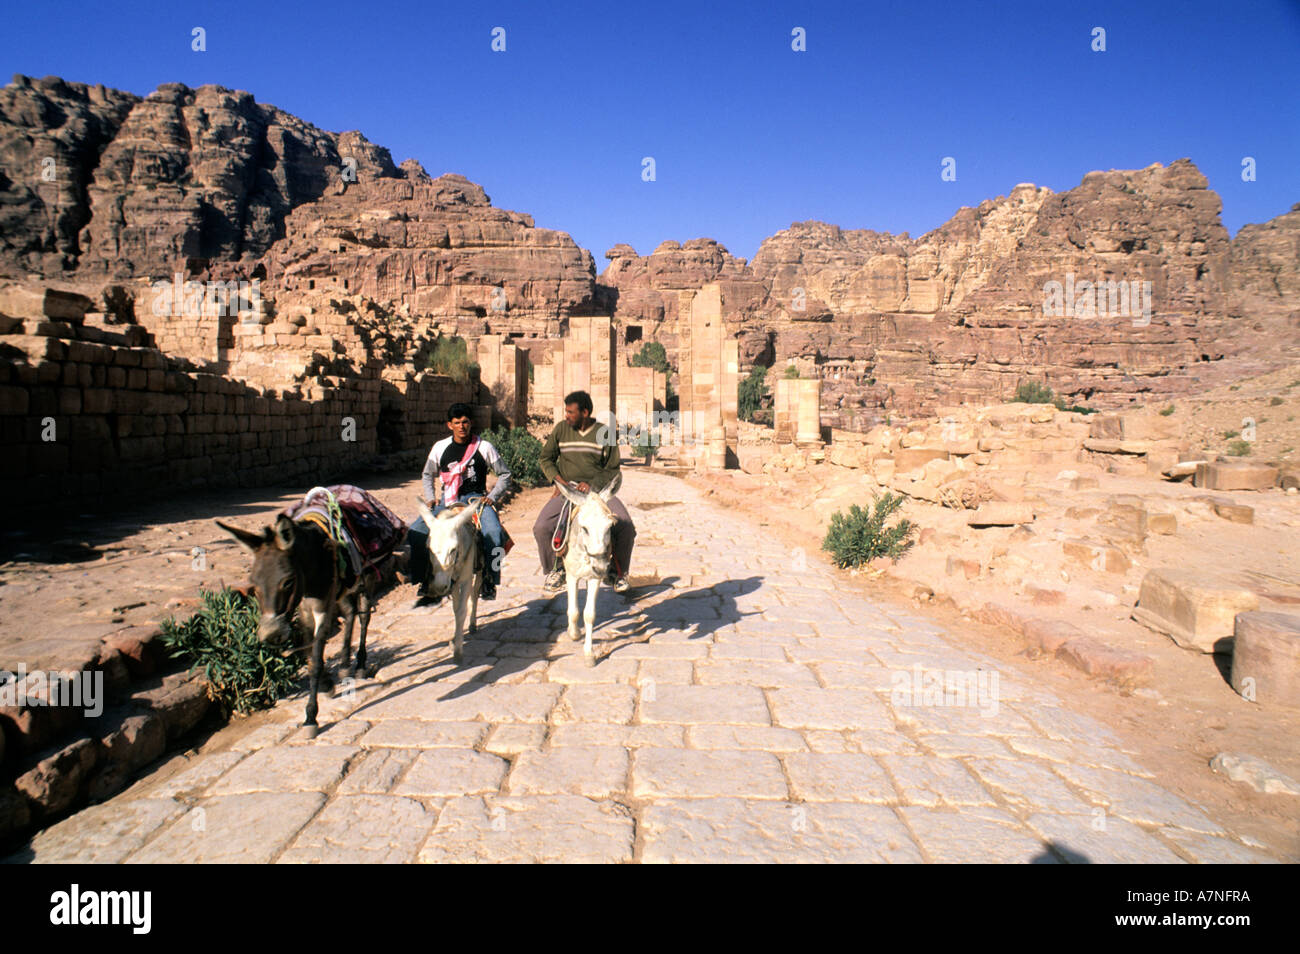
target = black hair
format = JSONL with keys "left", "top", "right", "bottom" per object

{"left": 447, "top": 402, "right": 474, "bottom": 422}
{"left": 563, "top": 390, "right": 593, "bottom": 414}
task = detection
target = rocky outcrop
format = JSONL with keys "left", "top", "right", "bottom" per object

{"left": 1229, "top": 202, "right": 1300, "bottom": 333}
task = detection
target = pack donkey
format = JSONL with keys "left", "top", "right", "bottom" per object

{"left": 217, "top": 489, "right": 399, "bottom": 734}
{"left": 555, "top": 472, "right": 622, "bottom": 664}
{"left": 415, "top": 499, "right": 482, "bottom": 664}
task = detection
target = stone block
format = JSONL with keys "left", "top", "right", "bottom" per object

{"left": 1148, "top": 512, "right": 1177, "bottom": 535}
{"left": 1062, "top": 539, "right": 1131, "bottom": 574}
{"left": 1193, "top": 461, "right": 1279, "bottom": 491}
{"left": 1132, "top": 569, "right": 1260, "bottom": 653}
{"left": 966, "top": 503, "right": 1034, "bottom": 527}
{"left": 1230, "top": 611, "right": 1300, "bottom": 708}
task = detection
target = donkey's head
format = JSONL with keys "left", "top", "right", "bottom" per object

{"left": 416, "top": 501, "right": 479, "bottom": 599}
{"left": 557, "top": 473, "right": 621, "bottom": 579}
{"left": 216, "top": 516, "right": 304, "bottom": 645}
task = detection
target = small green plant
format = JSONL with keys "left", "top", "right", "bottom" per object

{"left": 821, "top": 492, "right": 917, "bottom": 567}
{"left": 1229, "top": 384, "right": 1240, "bottom": 391}
{"left": 1270, "top": 396, "right": 1284, "bottom": 406}
{"left": 1287, "top": 379, "right": 1300, "bottom": 389}
{"left": 1159, "top": 404, "right": 1176, "bottom": 416}
{"left": 631, "top": 427, "right": 659, "bottom": 459}
{"left": 1226, "top": 440, "right": 1252, "bottom": 457}
{"left": 1223, "top": 429, "right": 1240, "bottom": 440}
{"left": 738, "top": 364, "right": 770, "bottom": 423}
{"left": 159, "top": 587, "right": 302, "bottom": 717}
{"left": 484, "top": 425, "right": 545, "bottom": 488}
{"left": 784, "top": 364, "right": 800, "bottom": 379}
{"left": 1011, "top": 381, "right": 1055, "bottom": 404}
{"left": 424, "top": 336, "right": 478, "bottom": 382}
{"left": 630, "top": 342, "right": 672, "bottom": 376}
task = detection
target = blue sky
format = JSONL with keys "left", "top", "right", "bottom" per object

{"left": 4, "top": 0, "right": 1298, "bottom": 267}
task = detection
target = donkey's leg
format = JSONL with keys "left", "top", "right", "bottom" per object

{"left": 339, "top": 594, "right": 357, "bottom": 674}
{"left": 583, "top": 578, "right": 599, "bottom": 664}
{"left": 468, "top": 567, "right": 480, "bottom": 636}
{"left": 567, "top": 568, "right": 581, "bottom": 642}
{"left": 451, "top": 579, "right": 466, "bottom": 664}
{"left": 304, "top": 607, "right": 330, "bottom": 734}
{"left": 353, "top": 587, "right": 372, "bottom": 677}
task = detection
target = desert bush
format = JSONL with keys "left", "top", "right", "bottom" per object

{"left": 784, "top": 364, "right": 800, "bottom": 379}
{"left": 159, "top": 587, "right": 302, "bottom": 717}
{"left": 1226, "top": 440, "right": 1252, "bottom": 457}
{"left": 821, "top": 492, "right": 917, "bottom": 567}
{"left": 424, "top": 336, "right": 478, "bottom": 381}
{"left": 1159, "top": 404, "right": 1176, "bottom": 416}
{"left": 739, "top": 364, "right": 770, "bottom": 422}
{"left": 630, "top": 342, "right": 672, "bottom": 376}
{"left": 484, "top": 425, "right": 545, "bottom": 488}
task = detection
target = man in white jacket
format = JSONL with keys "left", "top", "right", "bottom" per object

{"left": 407, "top": 403, "right": 512, "bottom": 602}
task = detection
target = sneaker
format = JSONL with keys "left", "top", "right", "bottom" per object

{"left": 543, "top": 568, "right": 566, "bottom": 592}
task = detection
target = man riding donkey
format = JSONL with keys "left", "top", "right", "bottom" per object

{"left": 533, "top": 390, "right": 636, "bottom": 593}
{"left": 406, "top": 402, "right": 512, "bottom": 603}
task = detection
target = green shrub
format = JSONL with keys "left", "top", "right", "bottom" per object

{"left": 424, "top": 336, "right": 478, "bottom": 382}
{"left": 631, "top": 428, "right": 659, "bottom": 459}
{"left": 1159, "top": 404, "right": 1176, "bottom": 416}
{"left": 630, "top": 342, "right": 672, "bottom": 376}
{"left": 1226, "top": 440, "right": 1252, "bottom": 457}
{"left": 784, "top": 364, "right": 800, "bottom": 379}
{"left": 1011, "top": 381, "right": 1055, "bottom": 404}
{"left": 484, "top": 425, "right": 545, "bottom": 488}
{"left": 159, "top": 587, "right": 302, "bottom": 717}
{"left": 738, "top": 364, "right": 770, "bottom": 422}
{"left": 1270, "top": 396, "right": 1284, "bottom": 406}
{"left": 821, "top": 492, "right": 917, "bottom": 567}
{"left": 1223, "top": 429, "right": 1240, "bottom": 439}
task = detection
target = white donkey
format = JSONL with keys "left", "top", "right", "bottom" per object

{"left": 416, "top": 500, "right": 482, "bottom": 664}
{"left": 555, "top": 473, "right": 622, "bottom": 664}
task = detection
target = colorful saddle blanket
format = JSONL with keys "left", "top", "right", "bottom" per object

{"left": 281, "top": 485, "right": 407, "bottom": 578}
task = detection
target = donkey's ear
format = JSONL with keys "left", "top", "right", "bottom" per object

{"left": 556, "top": 481, "right": 586, "bottom": 507}
{"left": 416, "top": 500, "right": 436, "bottom": 530}
{"left": 598, "top": 471, "right": 623, "bottom": 501}
{"left": 272, "top": 514, "right": 296, "bottom": 551}
{"left": 216, "top": 519, "right": 267, "bottom": 553}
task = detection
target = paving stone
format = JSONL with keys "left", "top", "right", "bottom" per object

{"left": 632, "top": 748, "right": 788, "bottom": 799}
{"left": 358, "top": 720, "right": 488, "bottom": 749}
{"left": 228, "top": 723, "right": 296, "bottom": 752}
{"left": 900, "top": 807, "right": 1057, "bottom": 863}
{"left": 483, "top": 724, "right": 547, "bottom": 756}
{"left": 553, "top": 684, "right": 637, "bottom": 724}
{"left": 788, "top": 640, "right": 885, "bottom": 664}
{"left": 1024, "top": 812, "right": 1185, "bottom": 864}
{"left": 545, "top": 653, "right": 639, "bottom": 684}
{"left": 813, "top": 662, "right": 898, "bottom": 690}
{"left": 964, "top": 757, "right": 1098, "bottom": 814}
{"left": 505, "top": 747, "right": 629, "bottom": 797}
{"left": 389, "top": 749, "right": 505, "bottom": 799}
{"left": 636, "top": 659, "right": 695, "bottom": 684}
{"left": 768, "top": 688, "right": 894, "bottom": 731}
{"left": 363, "top": 683, "right": 561, "bottom": 723}
{"left": 918, "top": 735, "right": 1015, "bottom": 760}
{"left": 802, "top": 730, "right": 858, "bottom": 754}
{"left": 784, "top": 753, "right": 897, "bottom": 803}
{"left": 846, "top": 730, "right": 922, "bottom": 756}
{"left": 25, "top": 798, "right": 186, "bottom": 863}
{"left": 639, "top": 684, "right": 771, "bottom": 725}
{"left": 1158, "top": 828, "right": 1280, "bottom": 864}
{"left": 1006, "top": 737, "right": 1154, "bottom": 777}
{"left": 878, "top": 756, "right": 997, "bottom": 807}
{"left": 549, "top": 723, "right": 686, "bottom": 748}
{"left": 142, "top": 752, "right": 246, "bottom": 798}
{"left": 418, "top": 795, "right": 634, "bottom": 863}
{"left": 338, "top": 748, "right": 418, "bottom": 795}
{"left": 696, "top": 660, "right": 819, "bottom": 688}
{"left": 614, "top": 642, "right": 710, "bottom": 660}
{"left": 208, "top": 745, "right": 358, "bottom": 796}
{"left": 128, "top": 793, "right": 326, "bottom": 864}
{"left": 295, "top": 718, "right": 371, "bottom": 745}
{"left": 1018, "top": 704, "right": 1124, "bottom": 748}
{"left": 279, "top": 795, "right": 434, "bottom": 863}
{"left": 686, "top": 725, "right": 808, "bottom": 752}
{"left": 892, "top": 702, "right": 1034, "bottom": 738}
{"left": 1050, "top": 763, "right": 1224, "bottom": 833}
{"left": 707, "top": 642, "right": 790, "bottom": 661}
{"left": 640, "top": 799, "right": 923, "bottom": 863}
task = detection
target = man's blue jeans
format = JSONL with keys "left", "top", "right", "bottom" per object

{"left": 406, "top": 496, "right": 505, "bottom": 589}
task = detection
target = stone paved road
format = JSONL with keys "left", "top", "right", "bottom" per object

{"left": 9, "top": 471, "right": 1279, "bottom": 863}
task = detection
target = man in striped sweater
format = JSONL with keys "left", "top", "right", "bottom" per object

{"left": 533, "top": 390, "right": 636, "bottom": 593}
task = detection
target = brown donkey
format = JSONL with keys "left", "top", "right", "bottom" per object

{"left": 217, "top": 514, "right": 378, "bottom": 735}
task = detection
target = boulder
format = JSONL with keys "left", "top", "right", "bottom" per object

{"left": 1230, "top": 611, "right": 1300, "bottom": 708}
{"left": 1193, "top": 461, "right": 1280, "bottom": 491}
{"left": 1132, "top": 569, "right": 1260, "bottom": 653}
{"left": 967, "top": 503, "right": 1034, "bottom": 527}
{"left": 1062, "top": 539, "right": 1131, "bottom": 574}
{"left": 1209, "top": 752, "right": 1300, "bottom": 796}
{"left": 1148, "top": 512, "right": 1177, "bottom": 535}
{"left": 14, "top": 736, "right": 99, "bottom": 817}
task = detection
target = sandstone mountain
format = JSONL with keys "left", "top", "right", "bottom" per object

{"left": 1, "top": 73, "right": 1296, "bottom": 428}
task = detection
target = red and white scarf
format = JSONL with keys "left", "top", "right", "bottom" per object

{"left": 439, "top": 437, "right": 480, "bottom": 504}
